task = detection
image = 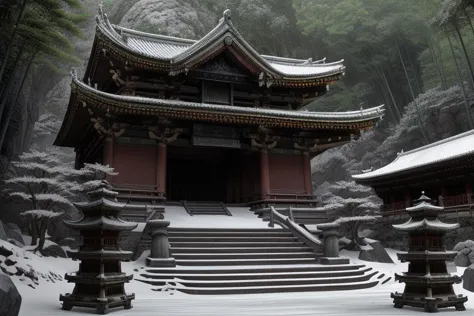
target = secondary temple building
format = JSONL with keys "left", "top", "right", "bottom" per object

{"left": 55, "top": 8, "right": 384, "bottom": 208}
{"left": 353, "top": 130, "right": 474, "bottom": 217}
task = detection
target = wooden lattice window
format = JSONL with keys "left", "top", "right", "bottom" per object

{"left": 202, "top": 80, "right": 233, "bottom": 105}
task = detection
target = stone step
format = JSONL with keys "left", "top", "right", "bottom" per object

{"left": 168, "top": 231, "right": 293, "bottom": 238}
{"left": 137, "top": 271, "right": 377, "bottom": 288}
{"left": 168, "top": 228, "right": 285, "bottom": 233}
{"left": 170, "top": 241, "right": 306, "bottom": 248}
{"left": 170, "top": 246, "right": 312, "bottom": 253}
{"left": 144, "top": 264, "right": 367, "bottom": 275}
{"left": 175, "top": 279, "right": 380, "bottom": 295}
{"left": 141, "top": 267, "right": 373, "bottom": 281}
{"left": 169, "top": 236, "right": 299, "bottom": 243}
{"left": 172, "top": 252, "right": 320, "bottom": 260}
{"left": 175, "top": 257, "right": 319, "bottom": 266}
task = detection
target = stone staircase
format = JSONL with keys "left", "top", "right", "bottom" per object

{"left": 136, "top": 227, "right": 383, "bottom": 294}
{"left": 182, "top": 201, "right": 231, "bottom": 216}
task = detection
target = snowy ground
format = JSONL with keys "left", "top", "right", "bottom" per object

{"left": 163, "top": 206, "right": 273, "bottom": 228}
{"left": 9, "top": 244, "right": 473, "bottom": 316}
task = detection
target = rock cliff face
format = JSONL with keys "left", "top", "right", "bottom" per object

{"left": 115, "top": 0, "right": 217, "bottom": 38}
{"left": 311, "top": 86, "right": 474, "bottom": 188}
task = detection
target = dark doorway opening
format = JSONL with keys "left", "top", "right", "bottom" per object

{"left": 166, "top": 146, "right": 243, "bottom": 203}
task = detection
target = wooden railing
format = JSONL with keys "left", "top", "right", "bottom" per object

{"left": 441, "top": 194, "right": 470, "bottom": 207}
{"left": 382, "top": 201, "right": 407, "bottom": 212}
{"left": 269, "top": 206, "right": 322, "bottom": 252}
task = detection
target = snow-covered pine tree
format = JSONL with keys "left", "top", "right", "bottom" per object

{"left": 3, "top": 149, "right": 79, "bottom": 251}
{"left": 318, "top": 181, "right": 382, "bottom": 250}
{"left": 2, "top": 148, "right": 119, "bottom": 253}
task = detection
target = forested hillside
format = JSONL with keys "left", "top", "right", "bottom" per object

{"left": 0, "top": 0, "right": 473, "bottom": 186}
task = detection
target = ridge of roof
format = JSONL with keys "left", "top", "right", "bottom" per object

{"left": 114, "top": 25, "right": 197, "bottom": 45}
{"left": 399, "top": 128, "right": 474, "bottom": 157}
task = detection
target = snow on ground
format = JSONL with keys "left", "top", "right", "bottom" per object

{"left": 163, "top": 206, "right": 273, "bottom": 228}
{"left": 11, "top": 246, "right": 474, "bottom": 315}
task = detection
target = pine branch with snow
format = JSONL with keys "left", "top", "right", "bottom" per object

{"left": 82, "top": 163, "right": 119, "bottom": 179}
{"left": 318, "top": 180, "right": 382, "bottom": 250}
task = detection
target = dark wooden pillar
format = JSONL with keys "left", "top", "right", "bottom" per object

{"left": 260, "top": 149, "right": 270, "bottom": 199}
{"left": 439, "top": 187, "right": 448, "bottom": 206}
{"left": 157, "top": 142, "right": 167, "bottom": 197}
{"left": 404, "top": 191, "right": 411, "bottom": 207}
{"left": 103, "top": 138, "right": 115, "bottom": 182}
{"left": 303, "top": 152, "right": 312, "bottom": 195}
{"left": 466, "top": 183, "right": 472, "bottom": 204}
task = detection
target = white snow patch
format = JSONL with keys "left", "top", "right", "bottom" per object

{"left": 164, "top": 206, "right": 272, "bottom": 228}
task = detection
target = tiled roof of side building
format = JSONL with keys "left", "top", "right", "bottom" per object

{"left": 352, "top": 129, "right": 474, "bottom": 180}
{"left": 96, "top": 6, "right": 345, "bottom": 79}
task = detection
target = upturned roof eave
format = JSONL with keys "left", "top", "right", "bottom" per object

{"left": 54, "top": 77, "right": 384, "bottom": 147}
{"left": 72, "top": 77, "right": 384, "bottom": 122}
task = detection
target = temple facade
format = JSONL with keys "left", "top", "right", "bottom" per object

{"left": 353, "top": 130, "right": 474, "bottom": 217}
{"left": 56, "top": 8, "right": 384, "bottom": 208}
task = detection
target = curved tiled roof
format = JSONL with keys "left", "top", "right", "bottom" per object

{"left": 72, "top": 77, "right": 384, "bottom": 122}
{"left": 64, "top": 215, "right": 138, "bottom": 231}
{"left": 352, "top": 129, "right": 474, "bottom": 181}
{"left": 54, "top": 76, "right": 384, "bottom": 147}
{"left": 95, "top": 7, "right": 345, "bottom": 80}
{"left": 392, "top": 218, "right": 459, "bottom": 232}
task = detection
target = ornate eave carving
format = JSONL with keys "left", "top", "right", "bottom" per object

{"left": 250, "top": 126, "right": 280, "bottom": 150}
{"left": 148, "top": 120, "right": 183, "bottom": 144}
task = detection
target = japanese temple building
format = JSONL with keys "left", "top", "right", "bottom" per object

{"left": 353, "top": 130, "right": 474, "bottom": 216}
{"left": 55, "top": 8, "right": 384, "bottom": 207}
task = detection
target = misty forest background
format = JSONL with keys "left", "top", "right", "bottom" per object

{"left": 1, "top": 0, "right": 474, "bottom": 227}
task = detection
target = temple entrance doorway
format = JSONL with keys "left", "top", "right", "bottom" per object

{"left": 166, "top": 146, "right": 245, "bottom": 203}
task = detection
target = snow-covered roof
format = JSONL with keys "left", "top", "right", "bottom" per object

{"left": 406, "top": 201, "right": 443, "bottom": 213}
{"left": 64, "top": 215, "right": 137, "bottom": 231}
{"left": 352, "top": 129, "right": 474, "bottom": 181}
{"left": 73, "top": 197, "right": 126, "bottom": 212}
{"left": 94, "top": 7, "right": 345, "bottom": 81}
{"left": 392, "top": 218, "right": 459, "bottom": 232}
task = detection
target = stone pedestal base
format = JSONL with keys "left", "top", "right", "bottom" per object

{"left": 60, "top": 293, "right": 135, "bottom": 314}
{"left": 146, "top": 257, "right": 176, "bottom": 267}
{"left": 391, "top": 292, "right": 467, "bottom": 313}
{"left": 319, "top": 257, "right": 349, "bottom": 265}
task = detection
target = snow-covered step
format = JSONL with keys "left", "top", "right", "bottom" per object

{"left": 168, "top": 228, "right": 285, "bottom": 233}
{"left": 168, "top": 231, "right": 293, "bottom": 237}
{"left": 140, "top": 267, "right": 373, "bottom": 281}
{"left": 175, "top": 279, "right": 380, "bottom": 295}
{"left": 182, "top": 201, "right": 231, "bottom": 216}
{"left": 170, "top": 241, "right": 306, "bottom": 248}
{"left": 144, "top": 264, "right": 367, "bottom": 274}
{"left": 175, "top": 257, "right": 319, "bottom": 266}
{"left": 169, "top": 236, "right": 299, "bottom": 242}
{"left": 172, "top": 252, "right": 320, "bottom": 260}
{"left": 170, "top": 246, "right": 313, "bottom": 253}
{"left": 138, "top": 271, "right": 378, "bottom": 288}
